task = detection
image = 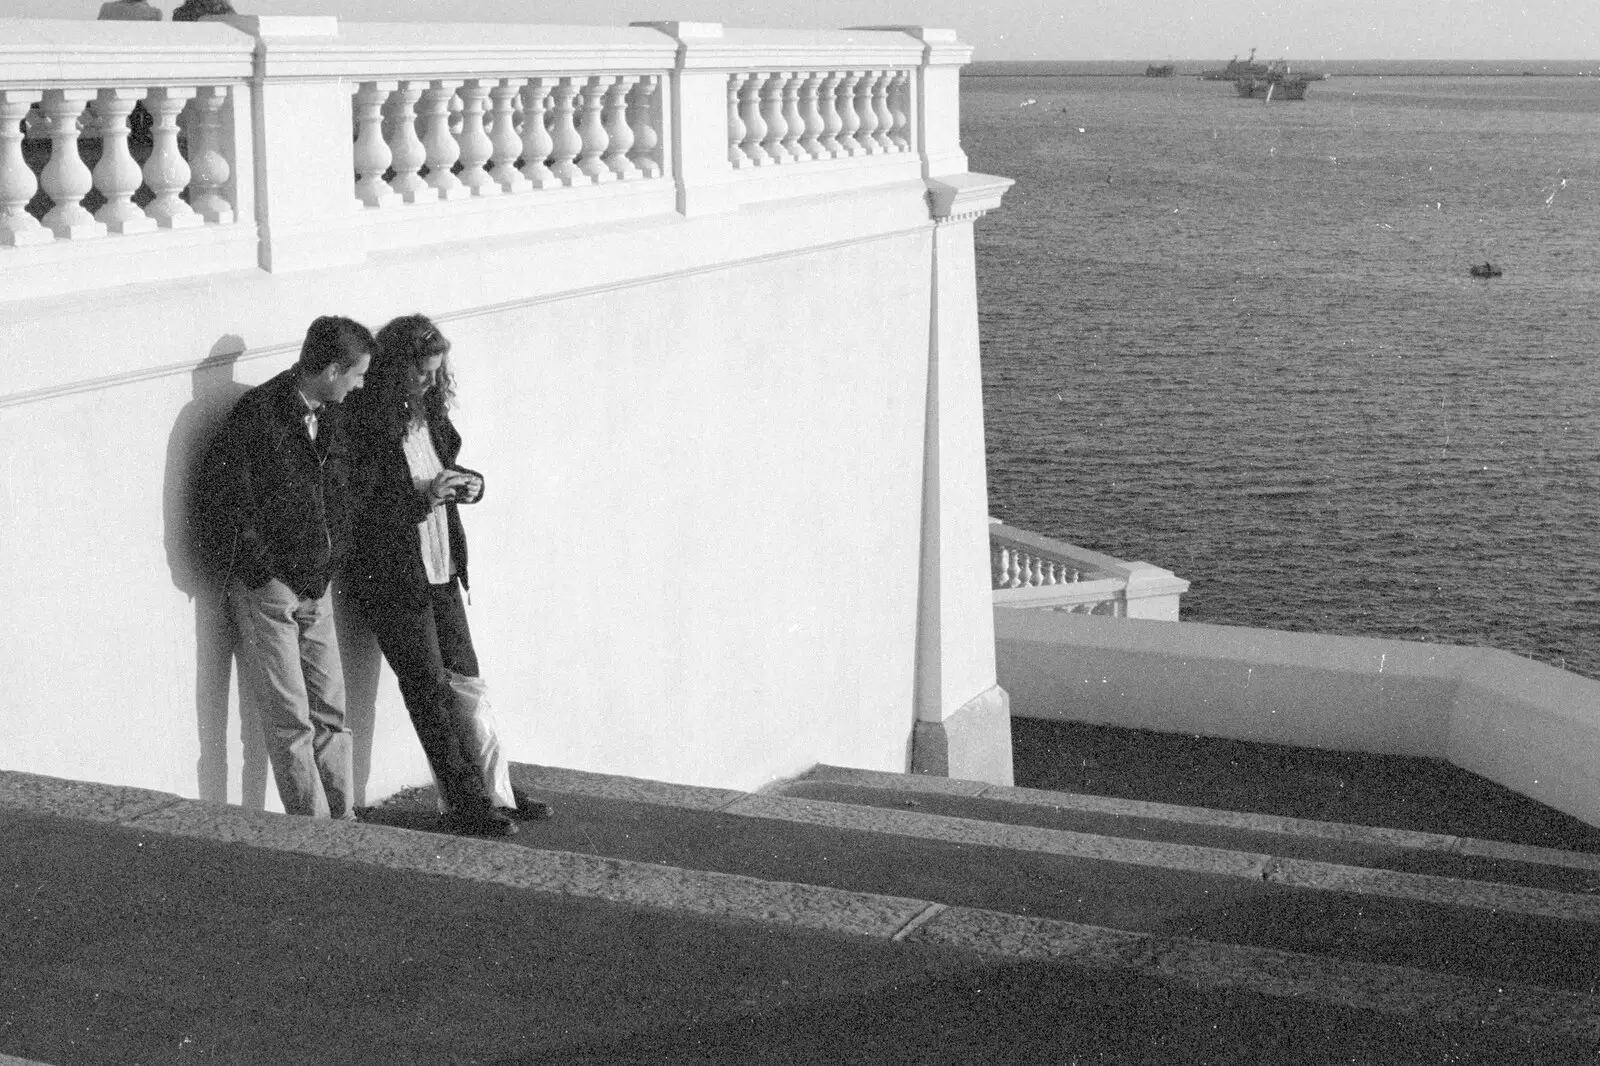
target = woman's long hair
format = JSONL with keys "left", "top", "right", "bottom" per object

{"left": 351, "top": 314, "right": 458, "bottom": 443}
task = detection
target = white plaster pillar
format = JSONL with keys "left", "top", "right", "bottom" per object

{"left": 634, "top": 21, "right": 736, "bottom": 217}
{"left": 223, "top": 15, "right": 362, "bottom": 272}
{"left": 910, "top": 172, "right": 1015, "bottom": 786}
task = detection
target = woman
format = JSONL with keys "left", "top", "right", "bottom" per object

{"left": 344, "top": 313, "right": 552, "bottom": 837}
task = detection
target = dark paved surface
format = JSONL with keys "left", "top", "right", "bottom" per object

{"left": 786, "top": 778, "right": 1600, "bottom": 895}
{"left": 5, "top": 720, "right": 1600, "bottom": 1064}
{"left": 1012, "top": 718, "right": 1600, "bottom": 852}
{"left": 364, "top": 776, "right": 1600, "bottom": 995}
{"left": 2, "top": 810, "right": 1586, "bottom": 1065}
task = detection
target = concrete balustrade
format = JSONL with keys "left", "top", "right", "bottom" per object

{"left": 726, "top": 68, "right": 911, "bottom": 168}
{"left": 989, "top": 519, "right": 1190, "bottom": 620}
{"left": 2, "top": 17, "right": 968, "bottom": 293}
{"left": 0, "top": 18, "right": 255, "bottom": 294}
{"left": 996, "top": 609, "right": 1600, "bottom": 827}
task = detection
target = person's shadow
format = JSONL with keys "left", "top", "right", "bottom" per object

{"left": 163, "top": 338, "right": 384, "bottom": 810}
{"left": 162, "top": 339, "right": 270, "bottom": 807}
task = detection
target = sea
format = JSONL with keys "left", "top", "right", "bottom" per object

{"left": 961, "top": 61, "right": 1600, "bottom": 680}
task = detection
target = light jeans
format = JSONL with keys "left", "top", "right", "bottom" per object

{"left": 228, "top": 577, "right": 354, "bottom": 819}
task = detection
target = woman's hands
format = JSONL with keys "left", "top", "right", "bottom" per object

{"left": 426, "top": 469, "right": 484, "bottom": 507}
{"left": 426, "top": 470, "right": 469, "bottom": 507}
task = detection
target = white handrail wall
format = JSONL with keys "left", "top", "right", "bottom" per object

{"left": 996, "top": 609, "right": 1600, "bottom": 827}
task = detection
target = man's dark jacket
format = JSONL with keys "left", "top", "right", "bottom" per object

{"left": 342, "top": 410, "right": 478, "bottom": 614}
{"left": 193, "top": 368, "right": 352, "bottom": 598}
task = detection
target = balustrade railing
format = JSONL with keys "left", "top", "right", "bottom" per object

{"left": 351, "top": 73, "right": 666, "bottom": 210}
{"left": 3, "top": 17, "right": 973, "bottom": 294}
{"left": 3, "top": 83, "right": 240, "bottom": 248}
{"left": 990, "top": 519, "right": 1189, "bottom": 620}
{"left": 726, "top": 68, "right": 913, "bottom": 168}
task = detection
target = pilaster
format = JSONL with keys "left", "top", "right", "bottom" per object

{"left": 222, "top": 15, "right": 364, "bottom": 272}
{"left": 634, "top": 22, "right": 738, "bottom": 217}
{"left": 910, "top": 168, "right": 1015, "bottom": 785}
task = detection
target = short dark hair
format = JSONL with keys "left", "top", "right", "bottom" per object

{"left": 298, "top": 315, "right": 375, "bottom": 375}
{"left": 172, "top": 0, "right": 235, "bottom": 20}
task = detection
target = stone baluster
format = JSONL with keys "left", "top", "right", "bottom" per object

{"left": 853, "top": 71, "right": 881, "bottom": 156}
{"left": 601, "top": 76, "right": 639, "bottom": 181}
{"left": 142, "top": 86, "right": 201, "bottom": 229}
{"left": 38, "top": 89, "right": 106, "bottom": 240}
{"left": 887, "top": 70, "right": 912, "bottom": 152}
{"left": 546, "top": 78, "right": 584, "bottom": 186}
{"left": 870, "top": 70, "right": 896, "bottom": 152}
{"left": 418, "top": 81, "right": 467, "bottom": 200}
{"left": 834, "top": 71, "right": 862, "bottom": 157}
{"left": 384, "top": 82, "right": 437, "bottom": 204}
{"left": 0, "top": 89, "right": 50, "bottom": 246}
{"left": 779, "top": 72, "right": 806, "bottom": 163}
{"left": 628, "top": 76, "right": 662, "bottom": 178}
{"left": 487, "top": 79, "right": 531, "bottom": 194}
{"left": 816, "top": 72, "right": 843, "bottom": 159}
{"left": 726, "top": 74, "right": 748, "bottom": 167}
{"left": 758, "top": 72, "right": 789, "bottom": 164}
{"left": 796, "top": 73, "right": 824, "bottom": 160}
{"left": 352, "top": 81, "right": 398, "bottom": 208}
{"left": 455, "top": 80, "right": 499, "bottom": 197}
{"left": 737, "top": 71, "right": 770, "bottom": 166}
{"left": 518, "top": 79, "right": 560, "bottom": 188}
{"left": 575, "top": 76, "right": 616, "bottom": 184}
{"left": 187, "top": 86, "right": 234, "bottom": 223}
{"left": 90, "top": 87, "right": 155, "bottom": 234}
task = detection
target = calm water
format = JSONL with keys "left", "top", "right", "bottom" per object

{"left": 964, "top": 71, "right": 1600, "bottom": 678}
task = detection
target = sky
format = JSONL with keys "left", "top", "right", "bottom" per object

{"left": 5, "top": 0, "right": 1598, "bottom": 61}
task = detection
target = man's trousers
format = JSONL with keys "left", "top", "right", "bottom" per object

{"left": 228, "top": 577, "right": 354, "bottom": 818}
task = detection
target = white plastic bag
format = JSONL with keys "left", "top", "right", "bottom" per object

{"left": 433, "top": 671, "right": 515, "bottom": 813}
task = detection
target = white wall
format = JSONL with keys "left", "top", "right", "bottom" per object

{"left": 0, "top": 187, "right": 942, "bottom": 805}
{"left": 997, "top": 609, "right": 1600, "bottom": 827}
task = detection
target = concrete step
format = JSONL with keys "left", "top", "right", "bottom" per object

{"left": 357, "top": 760, "right": 1600, "bottom": 1044}
{"left": 786, "top": 764, "right": 1600, "bottom": 894}
{"left": 8, "top": 762, "right": 1600, "bottom": 1058}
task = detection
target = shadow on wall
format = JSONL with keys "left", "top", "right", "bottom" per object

{"left": 162, "top": 338, "right": 263, "bottom": 806}
{"left": 161, "top": 338, "right": 384, "bottom": 809}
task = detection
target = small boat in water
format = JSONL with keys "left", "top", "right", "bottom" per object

{"left": 1469, "top": 262, "right": 1503, "bottom": 278}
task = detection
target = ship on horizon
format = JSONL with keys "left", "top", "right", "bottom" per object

{"left": 1233, "top": 58, "right": 1327, "bottom": 100}
{"left": 1200, "top": 48, "right": 1271, "bottom": 80}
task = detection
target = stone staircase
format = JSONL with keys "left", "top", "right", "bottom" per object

{"left": 357, "top": 744, "right": 1600, "bottom": 1058}
{"left": 9, "top": 721, "right": 1600, "bottom": 1062}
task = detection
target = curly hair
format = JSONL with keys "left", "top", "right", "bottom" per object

{"left": 353, "top": 314, "right": 458, "bottom": 443}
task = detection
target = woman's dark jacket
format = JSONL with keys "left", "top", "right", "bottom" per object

{"left": 193, "top": 368, "right": 352, "bottom": 599}
{"left": 343, "top": 408, "right": 479, "bottom": 613}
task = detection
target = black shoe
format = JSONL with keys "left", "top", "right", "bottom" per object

{"left": 443, "top": 806, "right": 518, "bottom": 838}
{"left": 510, "top": 788, "right": 554, "bottom": 821}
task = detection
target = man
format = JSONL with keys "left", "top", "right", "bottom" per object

{"left": 197, "top": 316, "right": 374, "bottom": 818}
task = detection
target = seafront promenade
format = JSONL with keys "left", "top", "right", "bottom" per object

{"left": 5, "top": 718, "right": 1599, "bottom": 1064}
